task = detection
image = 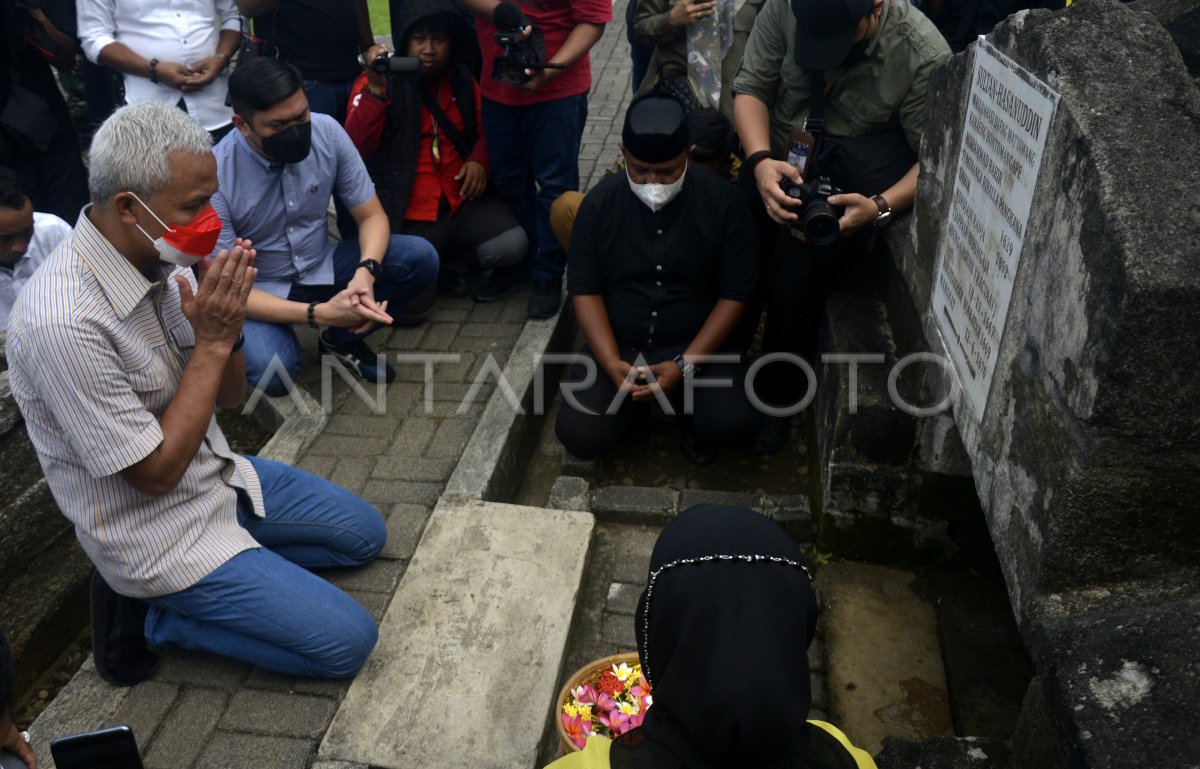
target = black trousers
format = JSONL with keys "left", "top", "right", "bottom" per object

{"left": 735, "top": 169, "right": 885, "bottom": 408}
{"left": 554, "top": 344, "right": 765, "bottom": 459}
{"left": 402, "top": 194, "right": 528, "bottom": 271}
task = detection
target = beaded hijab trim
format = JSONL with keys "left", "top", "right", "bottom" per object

{"left": 640, "top": 553, "right": 813, "bottom": 687}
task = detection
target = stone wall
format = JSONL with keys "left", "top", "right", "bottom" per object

{"left": 884, "top": 0, "right": 1200, "bottom": 765}
{"left": 814, "top": 289, "right": 984, "bottom": 563}
{"left": 0, "top": 370, "right": 93, "bottom": 700}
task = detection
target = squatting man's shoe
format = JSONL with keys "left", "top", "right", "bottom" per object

{"left": 319, "top": 331, "right": 397, "bottom": 383}
{"left": 528, "top": 276, "right": 563, "bottom": 319}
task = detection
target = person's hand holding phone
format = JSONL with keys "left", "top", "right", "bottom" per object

{"left": 0, "top": 721, "right": 36, "bottom": 769}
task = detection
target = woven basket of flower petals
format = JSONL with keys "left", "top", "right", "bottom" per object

{"left": 556, "top": 652, "right": 652, "bottom": 754}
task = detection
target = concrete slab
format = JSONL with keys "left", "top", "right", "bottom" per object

{"left": 319, "top": 500, "right": 594, "bottom": 769}
{"left": 29, "top": 659, "right": 130, "bottom": 769}
{"left": 817, "top": 562, "right": 952, "bottom": 755}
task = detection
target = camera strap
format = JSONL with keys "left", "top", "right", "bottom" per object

{"left": 804, "top": 70, "right": 827, "bottom": 163}
{"left": 419, "top": 87, "right": 474, "bottom": 162}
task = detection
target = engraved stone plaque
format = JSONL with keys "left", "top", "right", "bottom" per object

{"left": 931, "top": 39, "right": 1060, "bottom": 419}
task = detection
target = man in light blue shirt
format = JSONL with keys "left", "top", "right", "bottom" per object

{"left": 213, "top": 57, "right": 438, "bottom": 395}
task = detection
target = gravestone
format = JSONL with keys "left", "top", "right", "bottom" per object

{"left": 888, "top": 0, "right": 1200, "bottom": 765}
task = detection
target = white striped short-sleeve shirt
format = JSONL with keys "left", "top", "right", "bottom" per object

{"left": 5, "top": 209, "right": 264, "bottom": 599}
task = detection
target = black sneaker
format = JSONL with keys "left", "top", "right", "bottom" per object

{"left": 748, "top": 415, "right": 791, "bottom": 456}
{"left": 319, "top": 332, "right": 396, "bottom": 384}
{"left": 469, "top": 266, "right": 531, "bottom": 303}
{"left": 678, "top": 419, "right": 717, "bottom": 465}
{"left": 527, "top": 276, "right": 563, "bottom": 319}
{"left": 438, "top": 269, "right": 469, "bottom": 298}
{"left": 91, "top": 571, "right": 158, "bottom": 687}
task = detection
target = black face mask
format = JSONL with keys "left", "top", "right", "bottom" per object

{"left": 260, "top": 121, "right": 312, "bottom": 164}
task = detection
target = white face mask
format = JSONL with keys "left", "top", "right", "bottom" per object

{"left": 626, "top": 162, "right": 687, "bottom": 212}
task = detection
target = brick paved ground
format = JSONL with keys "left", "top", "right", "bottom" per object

{"left": 67, "top": 15, "right": 637, "bottom": 769}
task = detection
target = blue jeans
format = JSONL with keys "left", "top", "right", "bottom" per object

{"left": 143, "top": 456, "right": 387, "bottom": 678}
{"left": 482, "top": 94, "right": 588, "bottom": 282}
{"left": 303, "top": 77, "right": 356, "bottom": 123}
{"left": 243, "top": 235, "right": 438, "bottom": 396}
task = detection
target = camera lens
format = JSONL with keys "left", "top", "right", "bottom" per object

{"left": 803, "top": 201, "right": 839, "bottom": 246}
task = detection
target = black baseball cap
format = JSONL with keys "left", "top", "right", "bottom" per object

{"left": 791, "top": 0, "right": 874, "bottom": 70}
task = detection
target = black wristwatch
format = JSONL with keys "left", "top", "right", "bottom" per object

{"left": 744, "top": 150, "right": 773, "bottom": 175}
{"left": 673, "top": 354, "right": 699, "bottom": 379}
{"left": 356, "top": 259, "right": 380, "bottom": 277}
{"left": 148, "top": 58, "right": 160, "bottom": 83}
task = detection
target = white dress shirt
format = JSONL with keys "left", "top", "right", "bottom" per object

{"left": 78, "top": 0, "right": 241, "bottom": 130}
{"left": 1, "top": 212, "right": 72, "bottom": 330}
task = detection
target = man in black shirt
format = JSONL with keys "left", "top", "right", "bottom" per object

{"left": 236, "top": 0, "right": 373, "bottom": 240}
{"left": 554, "top": 95, "right": 763, "bottom": 463}
{"left": 236, "top": 0, "right": 373, "bottom": 123}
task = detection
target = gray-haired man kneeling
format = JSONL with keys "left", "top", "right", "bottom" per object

{"left": 6, "top": 101, "right": 386, "bottom": 685}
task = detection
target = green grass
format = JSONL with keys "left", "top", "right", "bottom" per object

{"left": 367, "top": 0, "right": 390, "bottom": 36}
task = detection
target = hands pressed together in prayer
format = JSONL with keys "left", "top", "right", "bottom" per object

{"left": 178, "top": 238, "right": 256, "bottom": 353}
{"left": 606, "top": 359, "right": 684, "bottom": 402}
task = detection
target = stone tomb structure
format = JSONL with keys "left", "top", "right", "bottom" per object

{"left": 872, "top": 0, "right": 1200, "bottom": 765}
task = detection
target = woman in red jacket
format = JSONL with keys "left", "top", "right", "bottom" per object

{"left": 345, "top": 0, "right": 527, "bottom": 298}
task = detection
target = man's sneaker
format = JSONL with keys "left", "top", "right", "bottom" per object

{"left": 438, "top": 269, "right": 469, "bottom": 298}
{"left": 469, "top": 266, "right": 531, "bottom": 303}
{"left": 748, "top": 415, "right": 791, "bottom": 456}
{"left": 91, "top": 571, "right": 158, "bottom": 687}
{"left": 678, "top": 419, "right": 717, "bottom": 466}
{"left": 319, "top": 332, "right": 396, "bottom": 383}
{"left": 528, "top": 276, "right": 563, "bottom": 319}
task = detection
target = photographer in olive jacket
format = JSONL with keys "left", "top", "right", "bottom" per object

{"left": 731, "top": 0, "right": 949, "bottom": 453}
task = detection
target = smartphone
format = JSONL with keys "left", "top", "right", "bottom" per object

{"left": 50, "top": 725, "right": 144, "bottom": 769}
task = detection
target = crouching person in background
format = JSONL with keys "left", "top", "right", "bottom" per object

{"left": 346, "top": 0, "right": 528, "bottom": 300}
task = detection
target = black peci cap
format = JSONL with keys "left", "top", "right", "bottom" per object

{"left": 791, "top": 0, "right": 874, "bottom": 70}
{"left": 622, "top": 94, "right": 691, "bottom": 164}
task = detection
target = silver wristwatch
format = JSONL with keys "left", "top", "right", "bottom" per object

{"left": 673, "top": 354, "right": 698, "bottom": 379}
{"left": 872, "top": 194, "right": 893, "bottom": 227}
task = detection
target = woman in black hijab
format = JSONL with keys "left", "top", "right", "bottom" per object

{"left": 547, "top": 504, "right": 875, "bottom": 769}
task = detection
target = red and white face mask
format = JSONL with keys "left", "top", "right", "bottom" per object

{"left": 129, "top": 192, "right": 223, "bottom": 268}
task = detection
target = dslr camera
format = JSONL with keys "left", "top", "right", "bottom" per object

{"left": 782, "top": 176, "right": 844, "bottom": 246}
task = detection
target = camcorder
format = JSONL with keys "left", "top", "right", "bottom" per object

{"left": 782, "top": 176, "right": 844, "bottom": 247}
{"left": 491, "top": 2, "right": 565, "bottom": 86}
{"left": 362, "top": 51, "right": 422, "bottom": 74}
